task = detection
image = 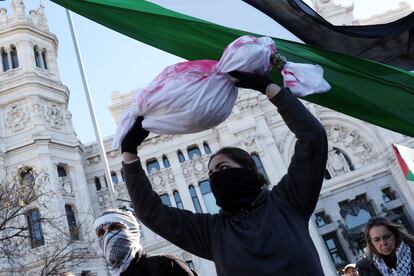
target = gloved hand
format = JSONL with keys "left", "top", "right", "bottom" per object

{"left": 271, "top": 51, "right": 287, "bottom": 72}
{"left": 229, "top": 71, "right": 273, "bottom": 94}
{"left": 121, "top": 116, "right": 150, "bottom": 154}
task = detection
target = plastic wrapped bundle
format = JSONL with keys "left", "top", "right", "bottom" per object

{"left": 112, "top": 35, "right": 330, "bottom": 149}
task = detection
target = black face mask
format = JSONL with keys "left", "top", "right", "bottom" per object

{"left": 209, "top": 168, "right": 262, "bottom": 212}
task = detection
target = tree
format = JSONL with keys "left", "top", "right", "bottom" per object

{"left": 0, "top": 166, "right": 97, "bottom": 275}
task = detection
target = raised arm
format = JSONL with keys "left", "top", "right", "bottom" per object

{"left": 270, "top": 88, "right": 327, "bottom": 219}
{"left": 121, "top": 118, "right": 214, "bottom": 260}
{"left": 230, "top": 71, "right": 328, "bottom": 219}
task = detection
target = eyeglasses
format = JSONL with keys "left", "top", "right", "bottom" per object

{"left": 370, "top": 233, "right": 393, "bottom": 244}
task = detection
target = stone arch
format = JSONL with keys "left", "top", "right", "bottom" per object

{"left": 282, "top": 115, "right": 381, "bottom": 170}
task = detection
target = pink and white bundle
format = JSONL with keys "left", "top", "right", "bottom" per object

{"left": 112, "top": 35, "right": 330, "bottom": 149}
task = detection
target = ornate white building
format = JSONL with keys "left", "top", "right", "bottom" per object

{"left": 0, "top": 1, "right": 413, "bottom": 275}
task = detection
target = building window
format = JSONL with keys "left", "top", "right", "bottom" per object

{"left": 146, "top": 158, "right": 160, "bottom": 173}
{"left": 57, "top": 165, "right": 67, "bottom": 178}
{"left": 384, "top": 207, "right": 413, "bottom": 233}
{"left": 189, "top": 185, "right": 203, "bottom": 213}
{"left": 94, "top": 176, "right": 102, "bottom": 191}
{"left": 162, "top": 155, "right": 171, "bottom": 168}
{"left": 19, "top": 167, "right": 35, "bottom": 186}
{"left": 10, "top": 45, "right": 18, "bottom": 69}
{"left": 203, "top": 142, "right": 211, "bottom": 154}
{"left": 323, "top": 232, "right": 348, "bottom": 269}
{"left": 34, "top": 47, "right": 41, "bottom": 68}
{"left": 41, "top": 51, "right": 47, "bottom": 69}
{"left": 315, "top": 211, "right": 332, "bottom": 228}
{"left": 160, "top": 193, "right": 172, "bottom": 207}
{"left": 186, "top": 260, "right": 195, "bottom": 271}
{"left": 80, "top": 271, "right": 91, "bottom": 276}
{"left": 27, "top": 209, "right": 44, "bottom": 248}
{"left": 199, "top": 180, "right": 219, "bottom": 214}
{"left": 173, "top": 190, "right": 184, "bottom": 209}
{"left": 251, "top": 153, "right": 269, "bottom": 183}
{"left": 34, "top": 45, "right": 47, "bottom": 69}
{"left": 381, "top": 187, "right": 397, "bottom": 203}
{"left": 111, "top": 171, "right": 119, "bottom": 184}
{"left": 1, "top": 48, "right": 9, "bottom": 71}
{"left": 339, "top": 194, "right": 375, "bottom": 230}
{"left": 187, "top": 146, "right": 201, "bottom": 160}
{"left": 178, "top": 150, "right": 185, "bottom": 163}
{"left": 65, "top": 204, "right": 79, "bottom": 240}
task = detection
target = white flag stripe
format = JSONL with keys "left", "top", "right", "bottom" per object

{"left": 149, "top": 0, "right": 303, "bottom": 43}
{"left": 395, "top": 144, "right": 414, "bottom": 174}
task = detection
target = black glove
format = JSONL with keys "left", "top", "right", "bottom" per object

{"left": 229, "top": 71, "right": 273, "bottom": 94}
{"left": 121, "top": 116, "right": 150, "bottom": 154}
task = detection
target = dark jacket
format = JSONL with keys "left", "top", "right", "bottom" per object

{"left": 123, "top": 88, "right": 328, "bottom": 276}
{"left": 122, "top": 252, "right": 197, "bottom": 276}
{"left": 357, "top": 248, "right": 414, "bottom": 276}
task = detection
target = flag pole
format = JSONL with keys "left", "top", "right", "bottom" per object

{"left": 65, "top": 9, "right": 118, "bottom": 206}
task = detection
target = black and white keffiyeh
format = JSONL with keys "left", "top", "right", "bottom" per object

{"left": 373, "top": 241, "right": 411, "bottom": 276}
{"left": 94, "top": 209, "right": 142, "bottom": 276}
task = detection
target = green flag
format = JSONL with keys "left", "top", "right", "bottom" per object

{"left": 52, "top": 0, "right": 414, "bottom": 137}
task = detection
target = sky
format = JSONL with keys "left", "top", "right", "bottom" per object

{"left": 0, "top": 0, "right": 413, "bottom": 144}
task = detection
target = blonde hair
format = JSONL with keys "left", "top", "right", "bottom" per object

{"left": 364, "top": 216, "right": 414, "bottom": 260}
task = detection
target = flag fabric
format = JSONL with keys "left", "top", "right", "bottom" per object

{"left": 244, "top": 0, "right": 414, "bottom": 71}
{"left": 52, "top": 0, "right": 414, "bottom": 138}
{"left": 393, "top": 144, "right": 414, "bottom": 183}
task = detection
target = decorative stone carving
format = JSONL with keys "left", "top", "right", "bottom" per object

{"left": 325, "top": 124, "right": 378, "bottom": 165}
{"left": 0, "top": 8, "right": 7, "bottom": 25}
{"left": 60, "top": 177, "right": 73, "bottom": 195}
{"left": 44, "top": 104, "right": 65, "bottom": 129}
{"left": 5, "top": 105, "right": 30, "bottom": 131}
{"left": 148, "top": 169, "right": 169, "bottom": 193}
{"left": 11, "top": 0, "right": 25, "bottom": 17}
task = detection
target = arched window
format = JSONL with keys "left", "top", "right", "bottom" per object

{"left": 57, "top": 165, "right": 67, "bottom": 178}
{"left": 251, "top": 153, "right": 269, "bottom": 183}
{"left": 41, "top": 51, "right": 47, "bottom": 69}
{"left": 173, "top": 190, "right": 184, "bottom": 209}
{"left": 94, "top": 176, "right": 101, "bottom": 191}
{"left": 177, "top": 150, "right": 185, "bottom": 163}
{"left": 111, "top": 171, "right": 119, "bottom": 184}
{"left": 1, "top": 48, "right": 9, "bottom": 71}
{"left": 34, "top": 46, "right": 41, "bottom": 68}
{"left": 146, "top": 158, "right": 160, "bottom": 173}
{"left": 187, "top": 146, "right": 201, "bottom": 160}
{"left": 10, "top": 45, "right": 18, "bottom": 69}
{"left": 33, "top": 45, "right": 47, "bottom": 69}
{"left": 162, "top": 155, "right": 170, "bottom": 168}
{"left": 199, "top": 180, "right": 219, "bottom": 214}
{"left": 160, "top": 193, "right": 172, "bottom": 207}
{"left": 189, "top": 185, "right": 202, "bottom": 213}
{"left": 203, "top": 141, "right": 211, "bottom": 154}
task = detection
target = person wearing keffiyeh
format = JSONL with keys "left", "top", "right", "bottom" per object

{"left": 357, "top": 217, "right": 414, "bottom": 276}
{"left": 93, "top": 209, "right": 197, "bottom": 276}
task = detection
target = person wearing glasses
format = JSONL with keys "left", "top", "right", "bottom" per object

{"left": 94, "top": 209, "right": 197, "bottom": 276}
{"left": 357, "top": 216, "right": 414, "bottom": 276}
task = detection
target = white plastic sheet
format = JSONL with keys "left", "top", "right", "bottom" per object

{"left": 112, "top": 36, "right": 330, "bottom": 149}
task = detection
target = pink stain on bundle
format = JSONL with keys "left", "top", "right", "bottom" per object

{"left": 137, "top": 60, "right": 218, "bottom": 108}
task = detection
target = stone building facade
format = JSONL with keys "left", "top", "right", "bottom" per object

{"left": 0, "top": 0, "right": 413, "bottom": 275}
